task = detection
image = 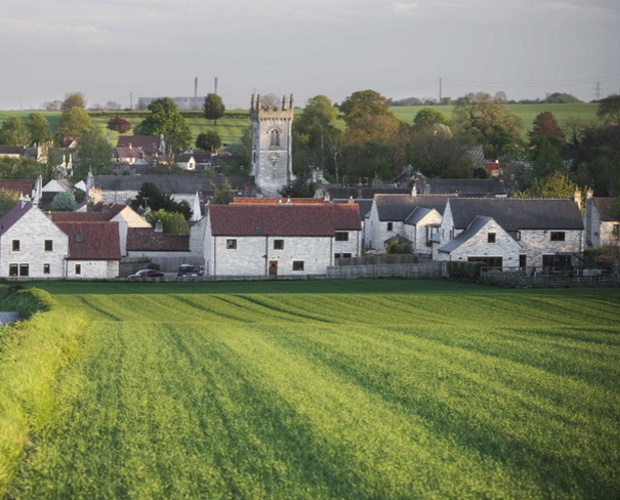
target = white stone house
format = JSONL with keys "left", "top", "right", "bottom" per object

{"left": 584, "top": 195, "right": 619, "bottom": 249}
{"left": 55, "top": 221, "right": 121, "bottom": 279}
{"left": 433, "top": 198, "right": 584, "bottom": 271}
{"left": 203, "top": 203, "right": 361, "bottom": 277}
{"left": 365, "top": 194, "right": 452, "bottom": 254}
{"left": 0, "top": 202, "right": 69, "bottom": 279}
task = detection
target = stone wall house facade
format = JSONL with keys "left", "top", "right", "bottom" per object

{"left": 584, "top": 196, "right": 620, "bottom": 249}
{"left": 365, "top": 194, "right": 452, "bottom": 254}
{"left": 204, "top": 204, "right": 361, "bottom": 277}
{"left": 56, "top": 221, "right": 121, "bottom": 279}
{"left": 433, "top": 198, "right": 584, "bottom": 271}
{"left": 0, "top": 202, "right": 69, "bottom": 279}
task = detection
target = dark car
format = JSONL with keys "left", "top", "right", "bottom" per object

{"left": 177, "top": 264, "right": 198, "bottom": 277}
{"left": 127, "top": 269, "right": 164, "bottom": 279}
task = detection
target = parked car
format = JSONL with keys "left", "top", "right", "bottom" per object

{"left": 177, "top": 264, "right": 198, "bottom": 277}
{"left": 127, "top": 269, "right": 164, "bottom": 279}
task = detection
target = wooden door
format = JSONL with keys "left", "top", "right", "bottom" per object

{"left": 268, "top": 260, "right": 278, "bottom": 276}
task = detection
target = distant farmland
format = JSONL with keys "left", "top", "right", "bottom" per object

{"left": 4, "top": 279, "right": 619, "bottom": 499}
{"left": 0, "top": 103, "right": 600, "bottom": 147}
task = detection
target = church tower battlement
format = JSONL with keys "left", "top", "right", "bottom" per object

{"left": 250, "top": 94, "right": 294, "bottom": 197}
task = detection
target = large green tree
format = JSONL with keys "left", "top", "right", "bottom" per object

{"left": 61, "top": 92, "right": 86, "bottom": 111}
{"left": 412, "top": 108, "right": 450, "bottom": 131}
{"left": 196, "top": 130, "right": 221, "bottom": 152}
{"left": 135, "top": 98, "right": 192, "bottom": 157}
{"left": 0, "top": 156, "right": 43, "bottom": 179}
{"left": 340, "top": 90, "right": 391, "bottom": 126}
{"left": 144, "top": 209, "right": 190, "bottom": 234}
{"left": 59, "top": 107, "right": 92, "bottom": 136}
{"left": 0, "top": 116, "right": 29, "bottom": 146}
{"left": 597, "top": 94, "right": 620, "bottom": 124}
{"left": 130, "top": 182, "right": 192, "bottom": 219}
{"left": 74, "top": 126, "right": 114, "bottom": 181}
{"left": 203, "top": 93, "right": 226, "bottom": 125}
{"left": 26, "top": 113, "right": 52, "bottom": 146}
{"left": 452, "top": 92, "right": 523, "bottom": 158}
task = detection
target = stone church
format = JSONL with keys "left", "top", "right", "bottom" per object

{"left": 250, "top": 94, "right": 294, "bottom": 197}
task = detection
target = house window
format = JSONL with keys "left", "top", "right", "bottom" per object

{"left": 274, "top": 239, "right": 284, "bottom": 250}
{"left": 12, "top": 240, "right": 20, "bottom": 251}
{"left": 519, "top": 255, "right": 526, "bottom": 269}
{"left": 9, "top": 264, "right": 18, "bottom": 276}
{"left": 292, "top": 261, "right": 304, "bottom": 271}
{"left": 226, "top": 239, "right": 237, "bottom": 249}
{"left": 613, "top": 224, "right": 620, "bottom": 237}
{"left": 487, "top": 232, "right": 496, "bottom": 243}
{"left": 387, "top": 222, "right": 393, "bottom": 231}
{"left": 75, "top": 235, "right": 83, "bottom": 243}
{"left": 550, "top": 232, "right": 565, "bottom": 241}
{"left": 45, "top": 240, "right": 53, "bottom": 251}
{"left": 335, "top": 253, "right": 352, "bottom": 259}
{"left": 43, "top": 264, "right": 50, "bottom": 274}
{"left": 19, "top": 264, "right": 29, "bottom": 277}
{"left": 468, "top": 257, "right": 502, "bottom": 268}
{"left": 543, "top": 254, "right": 572, "bottom": 271}
{"left": 75, "top": 264, "right": 81, "bottom": 275}
{"left": 335, "top": 232, "right": 349, "bottom": 241}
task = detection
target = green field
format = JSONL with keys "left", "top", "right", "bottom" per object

{"left": 2, "top": 280, "right": 619, "bottom": 499}
{"left": 0, "top": 103, "right": 600, "bottom": 149}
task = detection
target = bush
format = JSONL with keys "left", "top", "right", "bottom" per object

{"left": 447, "top": 261, "right": 485, "bottom": 281}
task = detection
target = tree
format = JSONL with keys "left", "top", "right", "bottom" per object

{"left": 26, "top": 113, "right": 52, "bottom": 146}
{"left": 409, "top": 125, "right": 473, "bottom": 179}
{"left": 59, "top": 107, "right": 92, "bottom": 136}
{"left": 0, "top": 189, "right": 19, "bottom": 218}
{"left": 135, "top": 98, "right": 192, "bottom": 156}
{"left": 531, "top": 137, "right": 564, "bottom": 180}
{"left": 0, "top": 116, "right": 29, "bottom": 146}
{"left": 530, "top": 112, "right": 564, "bottom": 142}
{"left": 340, "top": 90, "right": 391, "bottom": 126}
{"left": 144, "top": 209, "right": 189, "bottom": 234}
{"left": 61, "top": 92, "right": 86, "bottom": 111}
{"left": 210, "top": 180, "right": 234, "bottom": 205}
{"left": 412, "top": 108, "right": 450, "bottom": 131}
{"left": 203, "top": 93, "right": 226, "bottom": 125}
{"left": 50, "top": 191, "right": 76, "bottom": 211}
{"left": 195, "top": 130, "right": 222, "bottom": 152}
{"left": 130, "top": 182, "right": 192, "bottom": 219}
{"left": 0, "top": 156, "right": 43, "bottom": 179}
{"left": 104, "top": 101, "right": 122, "bottom": 111}
{"left": 74, "top": 126, "right": 114, "bottom": 180}
{"left": 107, "top": 116, "right": 133, "bottom": 134}
{"left": 278, "top": 178, "right": 315, "bottom": 198}
{"left": 452, "top": 92, "right": 523, "bottom": 158}
{"left": 597, "top": 94, "right": 620, "bottom": 124}
{"left": 530, "top": 171, "right": 576, "bottom": 198}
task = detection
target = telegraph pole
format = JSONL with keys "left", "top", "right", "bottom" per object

{"left": 439, "top": 77, "right": 443, "bottom": 102}
{"left": 595, "top": 81, "right": 601, "bottom": 101}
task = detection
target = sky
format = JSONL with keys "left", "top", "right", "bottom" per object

{"left": 1, "top": 0, "right": 619, "bottom": 111}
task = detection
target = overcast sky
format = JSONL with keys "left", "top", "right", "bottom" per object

{"left": 1, "top": 0, "right": 619, "bottom": 110}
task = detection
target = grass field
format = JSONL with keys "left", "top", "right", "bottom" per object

{"left": 0, "top": 103, "right": 600, "bottom": 149}
{"left": 3, "top": 280, "right": 619, "bottom": 499}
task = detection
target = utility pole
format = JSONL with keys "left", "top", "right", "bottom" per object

{"left": 129, "top": 92, "right": 133, "bottom": 110}
{"left": 595, "top": 82, "right": 601, "bottom": 101}
{"left": 439, "top": 77, "right": 442, "bottom": 102}
{"left": 214, "top": 77, "right": 218, "bottom": 95}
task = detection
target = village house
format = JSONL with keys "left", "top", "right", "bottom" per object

{"left": 433, "top": 197, "right": 584, "bottom": 271}
{"left": 55, "top": 221, "right": 121, "bottom": 279}
{"left": 202, "top": 203, "right": 361, "bottom": 277}
{"left": 365, "top": 193, "right": 453, "bottom": 254}
{"left": 0, "top": 201, "right": 69, "bottom": 279}
{"left": 584, "top": 193, "right": 620, "bottom": 249}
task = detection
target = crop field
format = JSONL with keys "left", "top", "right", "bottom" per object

{"left": 3, "top": 280, "right": 619, "bottom": 499}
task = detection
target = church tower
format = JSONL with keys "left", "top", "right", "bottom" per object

{"left": 250, "top": 93, "right": 294, "bottom": 197}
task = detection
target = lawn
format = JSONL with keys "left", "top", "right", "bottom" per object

{"left": 3, "top": 280, "right": 619, "bottom": 499}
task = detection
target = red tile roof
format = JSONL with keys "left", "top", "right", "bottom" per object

{"left": 231, "top": 197, "right": 329, "bottom": 205}
{"left": 50, "top": 204, "right": 127, "bottom": 222}
{"left": 209, "top": 204, "right": 361, "bottom": 236}
{"left": 55, "top": 221, "right": 121, "bottom": 260}
{"left": 0, "top": 179, "right": 36, "bottom": 195}
{"left": 127, "top": 228, "right": 190, "bottom": 251}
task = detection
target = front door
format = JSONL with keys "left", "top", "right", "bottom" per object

{"left": 268, "top": 260, "right": 278, "bottom": 276}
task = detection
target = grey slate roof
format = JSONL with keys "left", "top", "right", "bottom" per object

{"left": 448, "top": 198, "right": 584, "bottom": 231}
{"left": 324, "top": 186, "right": 410, "bottom": 199}
{"left": 333, "top": 199, "right": 373, "bottom": 220}
{"left": 94, "top": 174, "right": 252, "bottom": 195}
{"left": 375, "top": 194, "right": 452, "bottom": 222}
{"left": 593, "top": 197, "right": 618, "bottom": 221}
{"left": 0, "top": 201, "right": 32, "bottom": 236}
{"left": 439, "top": 215, "right": 494, "bottom": 253}
{"left": 404, "top": 206, "right": 433, "bottom": 225}
{"left": 419, "top": 179, "right": 506, "bottom": 197}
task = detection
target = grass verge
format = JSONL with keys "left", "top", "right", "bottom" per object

{"left": 0, "top": 287, "right": 89, "bottom": 497}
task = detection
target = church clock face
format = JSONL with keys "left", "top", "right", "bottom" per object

{"left": 268, "top": 152, "right": 281, "bottom": 165}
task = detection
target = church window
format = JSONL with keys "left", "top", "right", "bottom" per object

{"left": 270, "top": 129, "right": 281, "bottom": 147}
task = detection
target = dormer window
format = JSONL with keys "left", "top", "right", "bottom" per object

{"left": 488, "top": 232, "right": 496, "bottom": 243}
{"left": 75, "top": 234, "right": 83, "bottom": 243}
